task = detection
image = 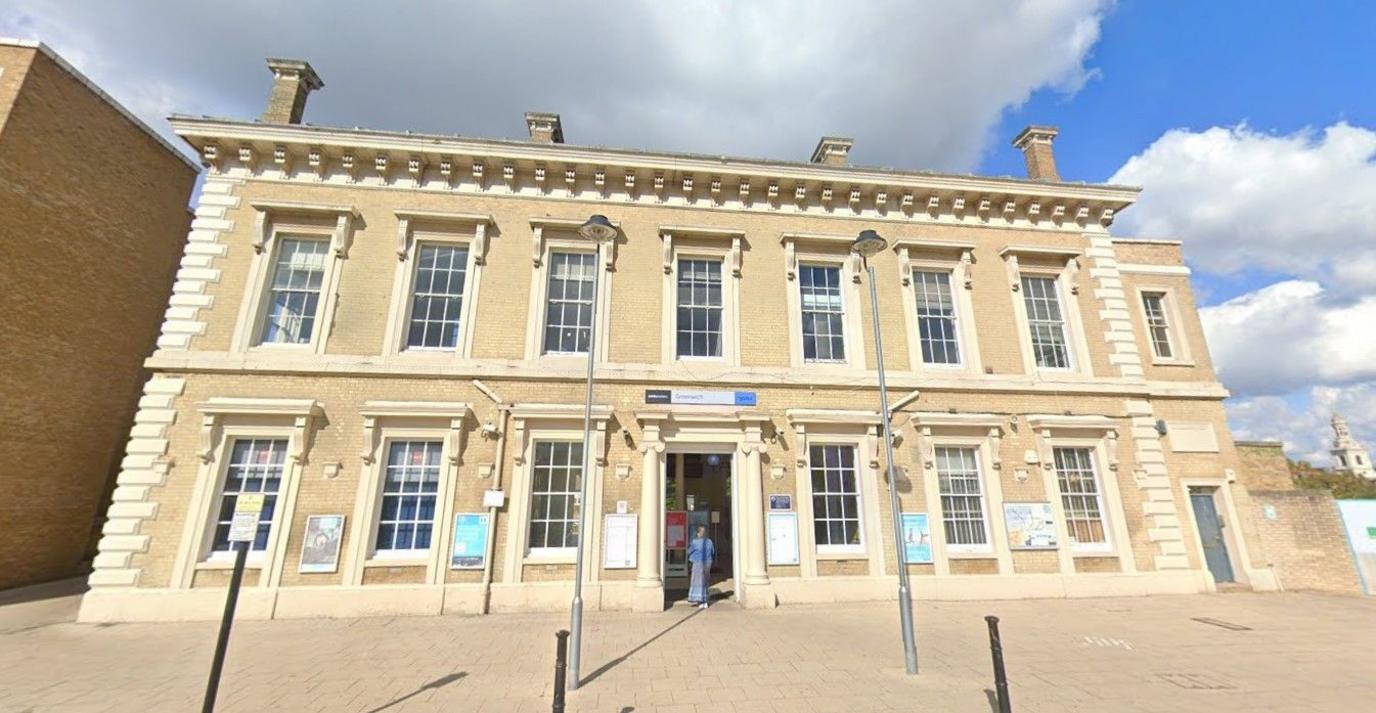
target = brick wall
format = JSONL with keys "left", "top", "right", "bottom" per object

{"left": 1248, "top": 490, "right": 1362, "bottom": 594}
{"left": 0, "top": 45, "right": 197, "bottom": 589}
{"left": 1236, "top": 442, "right": 1295, "bottom": 491}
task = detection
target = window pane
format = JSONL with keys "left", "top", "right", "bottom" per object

{"left": 543, "top": 252, "right": 597, "bottom": 354}
{"left": 936, "top": 447, "right": 987, "bottom": 546}
{"left": 405, "top": 243, "right": 469, "bottom": 350}
{"left": 210, "top": 438, "right": 287, "bottom": 554}
{"left": 262, "top": 239, "right": 328, "bottom": 344}
{"left": 528, "top": 440, "right": 584, "bottom": 551}
{"left": 800, "top": 265, "right": 846, "bottom": 363}
{"left": 913, "top": 271, "right": 961, "bottom": 365}
{"left": 1141, "top": 292, "right": 1174, "bottom": 359}
{"left": 374, "top": 441, "right": 443, "bottom": 552}
{"left": 675, "top": 258, "right": 725, "bottom": 358}
{"left": 1020, "top": 276, "right": 1071, "bottom": 368}
{"left": 809, "top": 445, "right": 862, "bottom": 548}
{"left": 1054, "top": 447, "right": 1107, "bottom": 546}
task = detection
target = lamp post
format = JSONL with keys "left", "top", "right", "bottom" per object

{"left": 567, "top": 214, "right": 617, "bottom": 691}
{"left": 851, "top": 229, "right": 919, "bottom": 675}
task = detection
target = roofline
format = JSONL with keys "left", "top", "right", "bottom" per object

{"left": 167, "top": 115, "right": 1142, "bottom": 203}
{"left": 1, "top": 38, "right": 201, "bottom": 171}
{"left": 1235, "top": 440, "right": 1286, "bottom": 449}
{"left": 1111, "top": 237, "right": 1183, "bottom": 246}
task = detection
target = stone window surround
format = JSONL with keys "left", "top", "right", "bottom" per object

{"left": 522, "top": 218, "right": 618, "bottom": 363}
{"left": 171, "top": 398, "right": 323, "bottom": 590}
{"left": 893, "top": 239, "right": 983, "bottom": 375}
{"left": 1026, "top": 414, "right": 1136, "bottom": 571}
{"left": 786, "top": 410, "right": 886, "bottom": 578}
{"left": 500, "top": 404, "right": 612, "bottom": 584}
{"left": 911, "top": 413, "right": 1012, "bottom": 572}
{"left": 230, "top": 201, "right": 358, "bottom": 354}
{"left": 1132, "top": 284, "right": 1195, "bottom": 366}
{"left": 780, "top": 232, "right": 867, "bottom": 372}
{"left": 381, "top": 211, "right": 493, "bottom": 359}
{"left": 658, "top": 225, "right": 744, "bottom": 367}
{"left": 343, "top": 401, "right": 471, "bottom": 586}
{"left": 1002, "top": 245, "right": 1094, "bottom": 379}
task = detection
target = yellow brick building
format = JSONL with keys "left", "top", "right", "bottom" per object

{"left": 81, "top": 58, "right": 1276, "bottom": 621}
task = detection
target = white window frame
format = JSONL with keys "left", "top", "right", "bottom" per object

{"left": 782, "top": 234, "right": 866, "bottom": 371}
{"left": 1133, "top": 285, "right": 1194, "bottom": 366}
{"left": 202, "top": 435, "right": 291, "bottom": 565}
{"left": 1027, "top": 416, "right": 1135, "bottom": 569}
{"left": 659, "top": 227, "right": 742, "bottom": 366}
{"left": 231, "top": 202, "right": 357, "bottom": 355}
{"left": 1004, "top": 248, "right": 1092, "bottom": 377}
{"left": 369, "top": 438, "right": 446, "bottom": 560}
{"left": 1050, "top": 445, "right": 1113, "bottom": 553}
{"left": 807, "top": 442, "right": 868, "bottom": 556}
{"left": 911, "top": 414, "right": 1013, "bottom": 575}
{"left": 933, "top": 445, "right": 993, "bottom": 554}
{"left": 525, "top": 439, "right": 587, "bottom": 559}
{"left": 786, "top": 410, "right": 887, "bottom": 576}
{"left": 895, "top": 242, "right": 982, "bottom": 374}
{"left": 523, "top": 219, "right": 616, "bottom": 363}
{"left": 382, "top": 211, "right": 490, "bottom": 358}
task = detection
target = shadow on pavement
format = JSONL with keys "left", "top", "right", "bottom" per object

{"left": 364, "top": 671, "right": 466, "bottom": 712}
{"left": 579, "top": 608, "right": 704, "bottom": 687}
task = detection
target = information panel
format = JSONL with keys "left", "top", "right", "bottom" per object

{"left": 766, "top": 512, "right": 800, "bottom": 566}
{"left": 450, "top": 513, "right": 490, "bottom": 569}
{"left": 603, "top": 513, "right": 638, "bottom": 569}
{"left": 900, "top": 513, "right": 933, "bottom": 564}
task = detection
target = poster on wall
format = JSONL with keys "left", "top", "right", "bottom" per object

{"left": 603, "top": 513, "right": 638, "bottom": 569}
{"left": 298, "top": 515, "right": 345, "bottom": 573}
{"left": 1004, "top": 502, "right": 1059, "bottom": 550}
{"left": 450, "top": 513, "right": 490, "bottom": 569}
{"left": 666, "top": 511, "right": 689, "bottom": 550}
{"left": 769, "top": 494, "right": 792, "bottom": 511}
{"left": 767, "top": 512, "right": 800, "bottom": 566}
{"left": 900, "top": 513, "right": 933, "bottom": 564}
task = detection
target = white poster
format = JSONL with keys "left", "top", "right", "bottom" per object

{"left": 603, "top": 513, "right": 638, "bottom": 570}
{"left": 767, "top": 512, "right": 800, "bottom": 566}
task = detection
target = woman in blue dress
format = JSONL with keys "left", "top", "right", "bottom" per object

{"left": 686, "top": 525, "right": 715, "bottom": 608}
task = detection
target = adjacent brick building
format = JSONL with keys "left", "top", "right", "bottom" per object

{"left": 0, "top": 40, "right": 199, "bottom": 590}
{"left": 81, "top": 57, "right": 1284, "bottom": 621}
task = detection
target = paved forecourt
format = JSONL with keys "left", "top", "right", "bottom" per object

{"left": 1, "top": 591, "right": 1374, "bottom": 712}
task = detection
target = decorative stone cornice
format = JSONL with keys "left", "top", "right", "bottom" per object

{"left": 658, "top": 225, "right": 745, "bottom": 276}
{"left": 171, "top": 117, "right": 1137, "bottom": 233}
{"left": 393, "top": 210, "right": 492, "bottom": 262}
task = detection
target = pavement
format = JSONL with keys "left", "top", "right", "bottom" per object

{"left": 1, "top": 585, "right": 1374, "bottom": 712}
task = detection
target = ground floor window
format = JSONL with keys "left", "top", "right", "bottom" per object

{"left": 1054, "top": 447, "right": 1108, "bottom": 548}
{"left": 529, "top": 440, "right": 583, "bottom": 555}
{"left": 375, "top": 440, "right": 442, "bottom": 554}
{"left": 935, "top": 446, "right": 989, "bottom": 549}
{"left": 810, "top": 444, "right": 863, "bottom": 553}
{"left": 211, "top": 438, "right": 286, "bottom": 554}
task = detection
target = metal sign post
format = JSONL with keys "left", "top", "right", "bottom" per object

{"left": 202, "top": 492, "right": 263, "bottom": 713}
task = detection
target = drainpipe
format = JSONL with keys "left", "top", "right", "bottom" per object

{"left": 473, "top": 379, "right": 510, "bottom": 614}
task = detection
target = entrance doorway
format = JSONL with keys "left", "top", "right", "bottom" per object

{"left": 1189, "top": 486, "right": 1235, "bottom": 583}
{"left": 664, "top": 450, "right": 737, "bottom": 603}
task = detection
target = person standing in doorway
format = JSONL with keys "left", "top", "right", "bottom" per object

{"left": 687, "top": 525, "right": 715, "bottom": 609}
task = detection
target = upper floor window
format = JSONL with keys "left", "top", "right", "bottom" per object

{"left": 799, "top": 264, "right": 846, "bottom": 363}
{"left": 375, "top": 441, "right": 442, "bottom": 554}
{"left": 913, "top": 270, "right": 961, "bottom": 366}
{"left": 810, "top": 444, "right": 863, "bottom": 553}
{"left": 210, "top": 438, "right": 286, "bottom": 556}
{"left": 406, "top": 245, "right": 470, "bottom": 350}
{"left": 543, "top": 252, "right": 597, "bottom": 355}
{"left": 529, "top": 440, "right": 583, "bottom": 555}
{"left": 262, "top": 238, "right": 329, "bottom": 345}
{"left": 676, "top": 258, "right": 724, "bottom": 358}
{"left": 1053, "top": 447, "right": 1108, "bottom": 549}
{"left": 1141, "top": 291, "right": 1174, "bottom": 360}
{"left": 1020, "top": 275, "right": 1072, "bottom": 369}
{"left": 935, "top": 446, "right": 989, "bottom": 549}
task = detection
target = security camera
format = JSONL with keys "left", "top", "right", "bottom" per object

{"left": 481, "top": 421, "right": 500, "bottom": 439}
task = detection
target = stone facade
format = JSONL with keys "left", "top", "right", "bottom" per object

{"left": 81, "top": 57, "right": 1276, "bottom": 621}
{"left": 0, "top": 40, "right": 198, "bottom": 590}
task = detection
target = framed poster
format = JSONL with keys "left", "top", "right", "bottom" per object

{"left": 900, "top": 513, "right": 933, "bottom": 564}
{"left": 1004, "top": 502, "right": 1059, "bottom": 550}
{"left": 603, "top": 513, "right": 638, "bottom": 569}
{"left": 299, "top": 514, "right": 345, "bottom": 573}
{"left": 450, "top": 513, "right": 490, "bottom": 569}
{"left": 666, "top": 511, "right": 689, "bottom": 550}
{"left": 766, "top": 512, "right": 800, "bottom": 566}
{"left": 769, "top": 494, "right": 792, "bottom": 511}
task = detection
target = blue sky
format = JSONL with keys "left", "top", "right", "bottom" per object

{"left": 4, "top": 0, "right": 1374, "bottom": 463}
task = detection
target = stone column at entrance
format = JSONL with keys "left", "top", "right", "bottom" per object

{"left": 739, "top": 415, "right": 776, "bottom": 609}
{"left": 633, "top": 414, "right": 668, "bottom": 612}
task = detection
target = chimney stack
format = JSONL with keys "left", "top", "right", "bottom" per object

{"left": 1012, "top": 125, "right": 1060, "bottom": 181}
{"left": 525, "top": 112, "right": 565, "bottom": 144}
{"left": 810, "top": 136, "right": 854, "bottom": 166}
{"left": 261, "top": 58, "right": 324, "bottom": 124}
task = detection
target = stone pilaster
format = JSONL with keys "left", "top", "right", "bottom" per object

{"left": 1125, "top": 399, "right": 1190, "bottom": 570}
{"left": 156, "top": 175, "right": 240, "bottom": 350}
{"left": 1086, "top": 235, "right": 1144, "bottom": 379}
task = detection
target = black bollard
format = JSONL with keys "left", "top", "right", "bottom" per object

{"left": 985, "top": 615, "right": 1012, "bottom": 713}
{"left": 553, "top": 629, "right": 570, "bottom": 713}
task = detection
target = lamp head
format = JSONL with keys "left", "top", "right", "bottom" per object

{"left": 851, "top": 229, "right": 888, "bottom": 257}
{"left": 578, "top": 214, "right": 617, "bottom": 242}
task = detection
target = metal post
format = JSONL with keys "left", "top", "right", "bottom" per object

{"left": 567, "top": 252, "right": 600, "bottom": 691}
{"left": 985, "top": 615, "right": 1012, "bottom": 713}
{"left": 552, "top": 629, "right": 570, "bottom": 713}
{"left": 866, "top": 260, "right": 919, "bottom": 675}
{"left": 202, "top": 540, "right": 249, "bottom": 713}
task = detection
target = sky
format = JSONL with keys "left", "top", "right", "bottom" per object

{"left": 4, "top": 0, "right": 1374, "bottom": 464}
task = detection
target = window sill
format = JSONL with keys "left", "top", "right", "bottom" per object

{"left": 197, "top": 557, "right": 265, "bottom": 570}
{"left": 364, "top": 555, "right": 429, "bottom": 568}
{"left": 1149, "top": 358, "right": 1196, "bottom": 367}
{"left": 945, "top": 549, "right": 996, "bottom": 559}
{"left": 816, "top": 549, "right": 867, "bottom": 560}
{"left": 1070, "top": 548, "right": 1116, "bottom": 558}
{"left": 524, "top": 554, "right": 577, "bottom": 565}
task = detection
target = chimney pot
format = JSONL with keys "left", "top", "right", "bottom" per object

{"left": 262, "top": 58, "right": 324, "bottom": 124}
{"left": 810, "top": 136, "right": 854, "bottom": 166}
{"left": 1012, "top": 125, "right": 1060, "bottom": 181}
{"left": 525, "top": 112, "right": 565, "bottom": 144}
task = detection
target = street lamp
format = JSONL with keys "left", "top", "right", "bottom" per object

{"left": 851, "top": 229, "right": 920, "bottom": 675}
{"left": 568, "top": 214, "right": 616, "bottom": 691}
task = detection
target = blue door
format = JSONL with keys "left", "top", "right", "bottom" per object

{"left": 1190, "top": 489, "right": 1235, "bottom": 583}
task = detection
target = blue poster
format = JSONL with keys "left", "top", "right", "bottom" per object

{"left": 900, "top": 513, "right": 933, "bottom": 564}
{"left": 450, "top": 513, "right": 490, "bottom": 569}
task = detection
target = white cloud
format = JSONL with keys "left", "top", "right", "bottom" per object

{"left": 0, "top": 0, "right": 1111, "bottom": 171}
{"left": 1227, "top": 384, "right": 1376, "bottom": 465}
{"left": 1109, "top": 122, "right": 1376, "bottom": 291}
